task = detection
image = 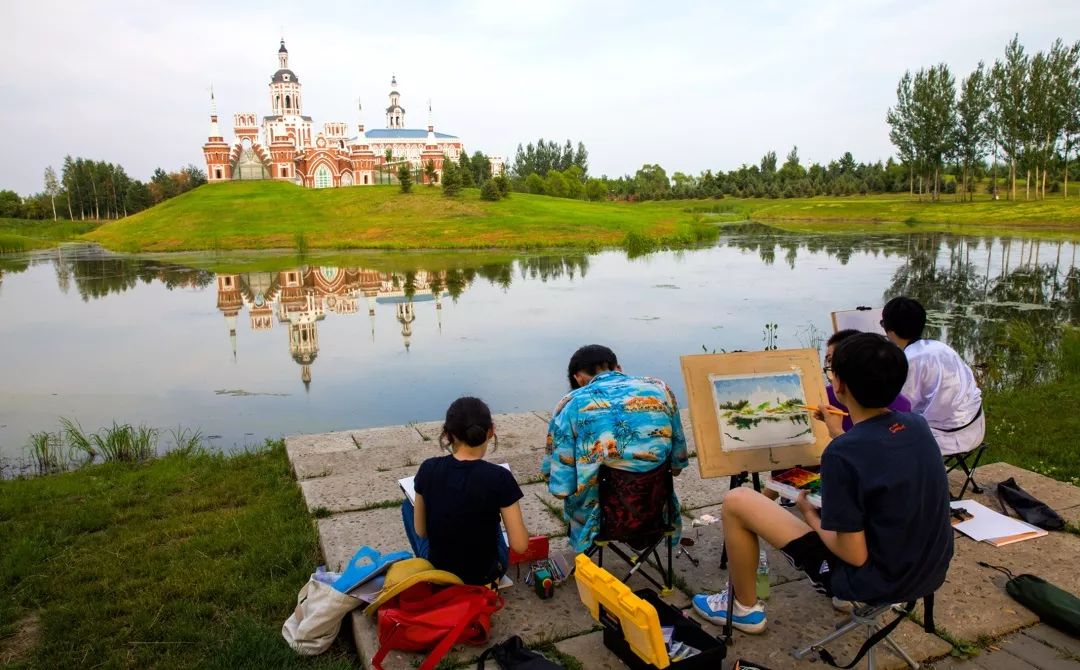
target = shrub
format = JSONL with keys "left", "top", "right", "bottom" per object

{"left": 492, "top": 174, "right": 510, "bottom": 198}
{"left": 479, "top": 179, "right": 501, "bottom": 201}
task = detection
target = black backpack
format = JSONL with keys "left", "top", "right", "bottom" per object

{"left": 476, "top": 636, "right": 565, "bottom": 670}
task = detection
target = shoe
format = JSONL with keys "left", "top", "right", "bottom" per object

{"left": 832, "top": 597, "right": 854, "bottom": 613}
{"left": 691, "top": 589, "right": 767, "bottom": 634}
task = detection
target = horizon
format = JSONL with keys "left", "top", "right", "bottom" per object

{"left": 2, "top": 0, "right": 1077, "bottom": 194}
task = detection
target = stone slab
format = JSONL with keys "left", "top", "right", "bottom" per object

{"left": 689, "top": 578, "right": 953, "bottom": 670}
{"left": 554, "top": 631, "right": 626, "bottom": 670}
{"left": 350, "top": 567, "right": 599, "bottom": 670}
{"left": 1023, "top": 624, "right": 1080, "bottom": 658}
{"left": 298, "top": 451, "right": 550, "bottom": 512}
{"left": 318, "top": 506, "right": 408, "bottom": 571}
{"left": 952, "top": 462, "right": 1080, "bottom": 521}
{"left": 971, "top": 649, "right": 1039, "bottom": 669}
{"left": 411, "top": 412, "right": 549, "bottom": 447}
{"left": 935, "top": 529, "right": 1080, "bottom": 642}
{"left": 675, "top": 459, "right": 731, "bottom": 511}
{"left": 285, "top": 424, "right": 429, "bottom": 460}
{"left": 997, "top": 634, "right": 1080, "bottom": 669}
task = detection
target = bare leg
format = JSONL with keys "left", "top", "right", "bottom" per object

{"left": 722, "top": 487, "right": 812, "bottom": 607}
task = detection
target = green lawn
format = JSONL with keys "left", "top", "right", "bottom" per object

{"left": 85, "top": 181, "right": 724, "bottom": 253}
{"left": 0, "top": 218, "right": 104, "bottom": 253}
{"left": 0, "top": 442, "right": 355, "bottom": 669}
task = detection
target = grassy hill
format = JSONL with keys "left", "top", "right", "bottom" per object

{"left": 81, "top": 181, "right": 1080, "bottom": 254}
{"left": 0, "top": 218, "right": 104, "bottom": 253}
{"left": 85, "top": 181, "right": 723, "bottom": 253}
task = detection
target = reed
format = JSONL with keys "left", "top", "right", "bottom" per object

{"left": 26, "top": 431, "right": 65, "bottom": 475}
{"left": 167, "top": 426, "right": 205, "bottom": 456}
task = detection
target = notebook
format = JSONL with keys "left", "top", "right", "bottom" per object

{"left": 950, "top": 500, "right": 1047, "bottom": 546}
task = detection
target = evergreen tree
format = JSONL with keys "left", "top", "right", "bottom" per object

{"left": 424, "top": 160, "right": 437, "bottom": 186}
{"left": 480, "top": 179, "right": 501, "bottom": 201}
{"left": 458, "top": 153, "right": 475, "bottom": 187}
{"left": 397, "top": 164, "right": 413, "bottom": 193}
{"left": 441, "top": 159, "right": 461, "bottom": 197}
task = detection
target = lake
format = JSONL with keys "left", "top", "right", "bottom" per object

{"left": 1, "top": 225, "right": 1077, "bottom": 466}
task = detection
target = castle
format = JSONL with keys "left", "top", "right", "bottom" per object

{"left": 202, "top": 40, "right": 497, "bottom": 188}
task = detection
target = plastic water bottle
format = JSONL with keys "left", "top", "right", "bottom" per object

{"left": 756, "top": 550, "right": 770, "bottom": 600}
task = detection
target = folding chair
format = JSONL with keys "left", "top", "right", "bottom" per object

{"left": 944, "top": 442, "right": 988, "bottom": 500}
{"left": 583, "top": 463, "right": 676, "bottom": 595}
{"left": 792, "top": 593, "right": 936, "bottom": 670}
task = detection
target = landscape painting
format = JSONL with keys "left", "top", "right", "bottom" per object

{"left": 708, "top": 371, "right": 815, "bottom": 451}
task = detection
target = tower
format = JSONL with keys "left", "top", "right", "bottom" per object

{"left": 396, "top": 301, "right": 415, "bottom": 351}
{"left": 270, "top": 39, "right": 302, "bottom": 116}
{"left": 386, "top": 75, "right": 405, "bottom": 129}
{"left": 421, "top": 100, "right": 444, "bottom": 184}
{"left": 203, "top": 89, "right": 231, "bottom": 182}
{"left": 263, "top": 38, "right": 312, "bottom": 166}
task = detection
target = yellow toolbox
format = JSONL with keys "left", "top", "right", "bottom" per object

{"left": 573, "top": 554, "right": 726, "bottom": 669}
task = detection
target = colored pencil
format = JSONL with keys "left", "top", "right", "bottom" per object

{"left": 799, "top": 404, "right": 849, "bottom": 417}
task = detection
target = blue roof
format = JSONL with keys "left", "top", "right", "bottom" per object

{"left": 363, "top": 128, "right": 459, "bottom": 140}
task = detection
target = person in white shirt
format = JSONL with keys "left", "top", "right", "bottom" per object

{"left": 880, "top": 297, "right": 985, "bottom": 456}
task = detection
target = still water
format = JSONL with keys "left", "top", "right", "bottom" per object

{"left": 1, "top": 226, "right": 1077, "bottom": 462}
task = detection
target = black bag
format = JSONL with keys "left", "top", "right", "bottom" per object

{"left": 981, "top": 563, "right": 1080, "bottom": 636}
{"left": 476, "top": 636, "right": 564, "bottom": 670}
{"left": 996, "top": 477, "right": 1065, "bottom": 530}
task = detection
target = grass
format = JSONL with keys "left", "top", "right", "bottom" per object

{"left": 983, "top": 332, "right": 1080, "bottom": 485}
{"left": 0, "top": 440, "right": 355, "bottom": 669}
{"left": 80, "top": 182, "right": 1080, "bottom": 255}
{"left": 0, "top": 218, "right": 104, "bottom": 253}
{"left": 84, "top": 181, "right": 725, "bottom": 253}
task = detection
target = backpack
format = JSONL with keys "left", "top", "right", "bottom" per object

{"left": 981, "top": 562, "right": 1080, "bottom": 636}
{"left": 373, "top": 583, "right": 503, "bottom": 670}
{"left": 476, "top": 636, "right": 565, "bottom": 669}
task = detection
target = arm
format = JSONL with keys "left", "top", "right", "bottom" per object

{"left": 500, "top": 502, "right": 530, "bottom": 554}
{"left": 797, "top": 494, "right": 868, "bottom": 567}
{"left": 812, "top": 404, "right": 845, "bottom": 439}
{"left": 665, "top": 383, "right": 689, "bottom": 475}
{"left": 547, "top": 401, "right": 578, "bottom": 500}
{"left": 413, "top": 492, "right": 428, "bottom": 539}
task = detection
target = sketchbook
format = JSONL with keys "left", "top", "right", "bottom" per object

{"left": 830, "top": 307, "right": 885, "bottom": 335}
{"left": 764, "top": 467, "right": 823, "bottom": 508}
{"left": 399, "top": 462, "right": 513, "bottom": 505}
{"left": 950, "top": 500, "right": 1047, "bottom": 546}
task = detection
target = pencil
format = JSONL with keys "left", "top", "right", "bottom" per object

{"left": 800, "top": 404, "right": 849, "bottom": 417}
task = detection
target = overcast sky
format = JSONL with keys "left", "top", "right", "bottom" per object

{"left": 2, "top": 0, "right": 1077, "bottom": 194}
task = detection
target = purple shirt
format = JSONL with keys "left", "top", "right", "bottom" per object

{"left": 827, "top": 386, "right": 912, "bottom": 432}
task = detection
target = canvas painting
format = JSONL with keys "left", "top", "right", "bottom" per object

{"left": 708, "top": 371, "right": 815, "bottom": 451}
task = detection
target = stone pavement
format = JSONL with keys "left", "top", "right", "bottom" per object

{"left": 285, "top": 413, "right": 1080, "bottom": 669}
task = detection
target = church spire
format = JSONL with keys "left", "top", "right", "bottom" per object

{"left": 386, "top": 75, "right": 405, "bottom": 129}
{"left": 278, "top": 38, "right": 288, "bottom": 69}
{"left": 208, "top": 85, "right": 221, "bottom": 140}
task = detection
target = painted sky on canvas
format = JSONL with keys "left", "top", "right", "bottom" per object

{"left": 710, "top": 372, "right": 805, "bottom": 407}
{"left": 3, "top": 0, "right": 1078, "bottom": 193}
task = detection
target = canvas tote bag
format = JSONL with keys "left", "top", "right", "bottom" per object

{"left": 282, "top": 577, "right": 362, "bottom": 655}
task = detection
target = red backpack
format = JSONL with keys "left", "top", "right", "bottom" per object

{"left": 373, "top": 582, "right": 503, "bottom": 670}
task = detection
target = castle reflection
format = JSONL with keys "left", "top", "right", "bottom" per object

{"left": 215, "top": 267, "right": 448, "bottom": 389}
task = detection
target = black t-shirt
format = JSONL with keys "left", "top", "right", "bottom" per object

{"left": 414, "top": 455, "right": 523, "bottom": 585}
{"left": 820, "top": 411, "right": 954, "bottom": 603}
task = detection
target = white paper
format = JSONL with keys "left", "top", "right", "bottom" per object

{"left": 831, "top": 308, "right": 885, "bottom": 335}
{"left": 950, "top": 500, "right": 1043, "bottom": 542}
{"left": 764, "top": 479, "right": 822, "bottom": 508}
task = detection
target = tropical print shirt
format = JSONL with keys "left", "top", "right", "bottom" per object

{"left": 542, "top": 371, "right": 689, "bottom": 552}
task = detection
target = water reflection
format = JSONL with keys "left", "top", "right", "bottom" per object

{"left": 0, "top": 232, "right": 1077, "bottom": 459}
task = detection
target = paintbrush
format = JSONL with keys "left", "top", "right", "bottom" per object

{"left": 799, "top": 404, "right": 849, "bottom": 417}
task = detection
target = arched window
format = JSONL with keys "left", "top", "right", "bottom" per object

{"left": 340, "top": 172, "right": 353, "bottom": 186}
{"left": 285, "top": 95, "right": 291, "bottom": 110}
{"left": 363, "top": 174, "right": 369, "bottom": 185}
{"left": 314, "top": 165, "right": 332, "bottom": 189}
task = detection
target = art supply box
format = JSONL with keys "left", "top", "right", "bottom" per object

{"left": 574, "top": 555, "right": 725, "bottom": 669}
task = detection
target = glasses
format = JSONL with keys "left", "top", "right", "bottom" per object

{"left": 822, "top": 366, "right": 833, "bottom": 380}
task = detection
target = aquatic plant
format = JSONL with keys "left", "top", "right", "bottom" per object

{"left": 167, "top": 426, "right": 205, "bottom": 456}
{"left": 60, "top": 417, "right": 95, "bottom": 462}
{"left": 27, "top": 431, "right": 66, "bottom": 475}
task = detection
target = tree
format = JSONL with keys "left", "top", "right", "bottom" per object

{"left": 573, "top": 142, "right": 589, "bottom": 175}
{"left": 384, "top": 148, "right": 393, "bottom": 164}
{"left": 458, "top": 153, "right": 474, "bottom": 187}
{"left": 887, "top": 71, "right": 919, "bottom": 195}
{"left": 0, "top": 190, "right": 22, "bottom": 217}
{"left": 424, "top": 159, "right": 437, "bottom": 186}
{"left": 397, "top": 164, "right": 413, "bottom": 193}
{"left": 910, "top": 64, "right": 957, "bottom": 201}
{"left": 43, "top": 166, "right": 60, "bottom": 220}
{"left": 479, "top": 179, "right": 500, "bottom": 201}
{"left": 955, "top": 62, "right": 992, "bottom": 201}
{"left": 492, "top": 174, "right": 510, "bottom": 198}
{"left": 633, "top": 164, "right": 670, "bottom": 199}
{"left": 990, "top": 35, "right": 1029, "bottom": 200}
{"left": 469, "top": 151, "right": 491, "bottom": 186}
{"left": 524, "top": 173, "right": 545, "bottom": 194}
{"left": 544, "top": 170, "right": 569, "bottom": 197}
{"left": 778, "top": 146, "right": 806, "bottom": 182}
{"left": 441, "top": 159, "right": 461, "bottom": 197}
{"left": 585, "top": 178, "right": 607, "bottom": 201}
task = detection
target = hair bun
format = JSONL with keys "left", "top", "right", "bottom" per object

{"left": 464, "top": 424, "right": 487, "bottom": 447}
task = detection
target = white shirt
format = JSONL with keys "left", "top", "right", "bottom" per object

{"left": 902, "top": 339, "right": 985, "bottom": 455}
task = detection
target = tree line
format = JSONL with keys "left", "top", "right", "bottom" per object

{"left": 887, "top": 35, "right": 1080, "bottom": 202}
{"left": 0, "top": 157, "right": 207, "bottom": 220}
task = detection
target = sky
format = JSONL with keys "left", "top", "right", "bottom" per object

{"left": 2, "top": 0, "right": 1077, "bottom": 194}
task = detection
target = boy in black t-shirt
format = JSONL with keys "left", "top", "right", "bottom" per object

{"left": 693, "top": 333, "right": 953, "bottom": 633}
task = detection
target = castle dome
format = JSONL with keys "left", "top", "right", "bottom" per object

{"left": 271, "top": 68, "right": 299, "bottom": 84}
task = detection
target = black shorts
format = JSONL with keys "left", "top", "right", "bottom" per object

{"left": 779, "top": 532, "right": 838, "bottom": 598}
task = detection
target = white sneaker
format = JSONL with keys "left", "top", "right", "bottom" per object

{"left": 832, "top": 597, "right": 854, "bottom": 613}
{"left": 691, "top": 589, "right": 767, "bottom": 634}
